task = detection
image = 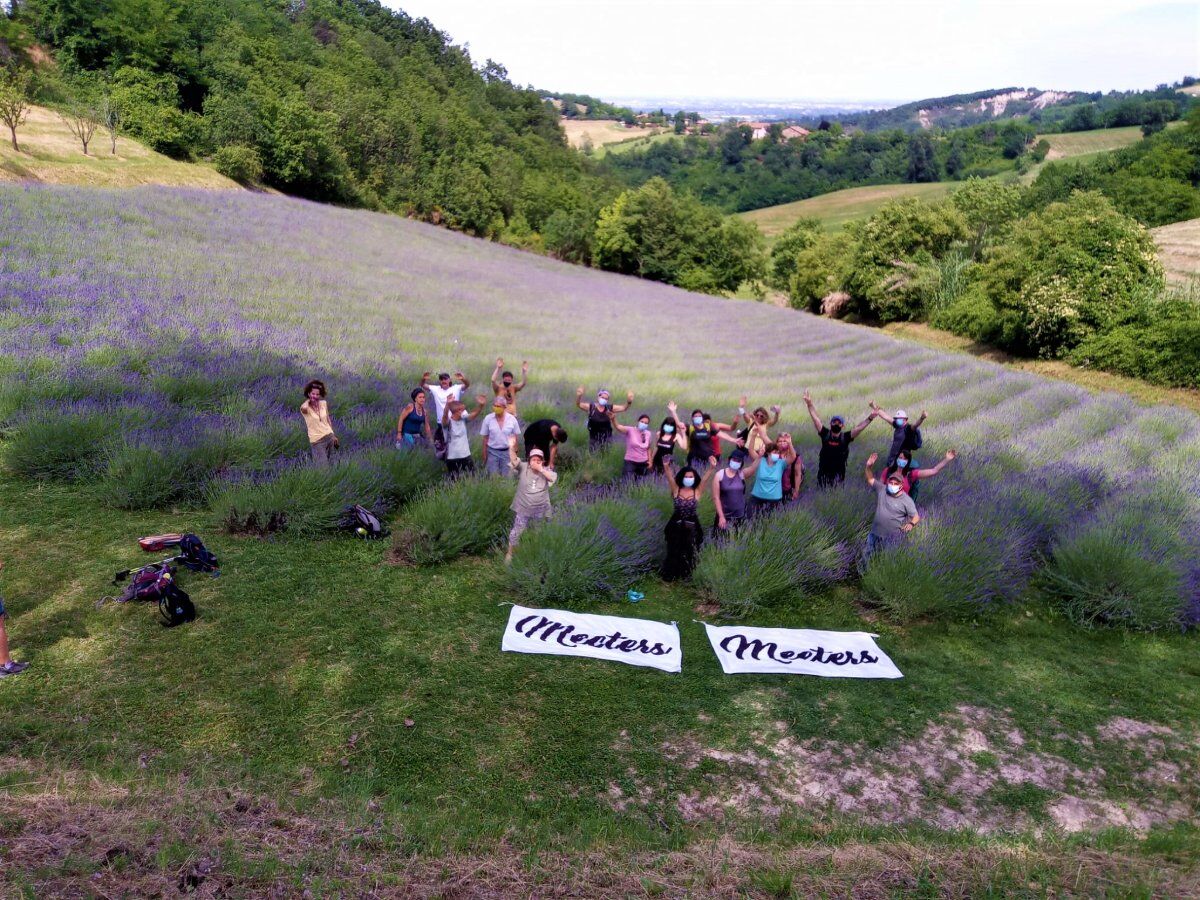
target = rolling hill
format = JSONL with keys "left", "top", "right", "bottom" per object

{"left": 738, "top": 182, "right": 959, "bottom": 238}
{"left": 1, "top": 183, "right": 1198, "bottom": 895}
{"left": 1153, "top": 216, "right": 1200, "bottom": 285}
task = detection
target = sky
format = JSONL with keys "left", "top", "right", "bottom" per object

{"left": 385, "top": 0, "right": 1199, "bottom": 103}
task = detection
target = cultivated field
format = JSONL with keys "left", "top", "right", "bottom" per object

{"left": 1037, "top": 125, "right": 1145, "bottom": 161}
{"left": 739, "top": 182, "right": 959, "bottom": 238}
{"left": 0, "top": 105, "right": 239, "bottom": 189}
{"left": 1, "top": 185, "right": 1198, "bottom": 895}
{"left": 560, "top": 117, "right": 663, "bottom": 151}
{"left": 1153, "top": 215, "right": 1200, "bottom": 286}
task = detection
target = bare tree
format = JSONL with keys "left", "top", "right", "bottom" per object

{"left": 0, "top": 68, "right": 31, "bottom": 152}
{"left": 60, "top": 102, "right": 99, "bottom": 155}
{"left": 99, "top": 94, "right": 121, "bottom": 155}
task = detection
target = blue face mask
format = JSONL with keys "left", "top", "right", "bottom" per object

{"left": 894, "top": 418, "right": 906, "bottom": 428}
{"left": 663, "top": 424, "right": 675, "bottom": 434}
{"left": 768, "top": 452, "right": 781, "bottom": 463}
{"left": 692, "top": 416, "right": 704, "bottom": 427}
{"left": 886, "top": 483, "right": 901, "bottom": 495}
{"left": 728, "top": 460, "right": 742, "bottom": 471}
{"left": 897, "top": 458, "right": 909, "bottom": 468}
{"left": 682, "top": 476, "right": 696, "bottom": 488}
{"left": 637, "top": 421, "right": 649, "bottom": 431}
{"left": 597, "top": 397, "right": 608, "bottom": 407}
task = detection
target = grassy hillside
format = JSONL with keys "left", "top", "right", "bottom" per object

{"left": 1153, "top": 216, "right": 1200, "bottom": 285}
{"left": 1037, "top": 125, "right": 1145, "bottom": 160}
{"left": 738, "top": 182, "right": 959, "bottom": 238}
{"left": 562, "top": 117, "right": 663, "bottom": 150}
{"left": 0, "top": 106, "right": 239, "bottom": 189}
{"left": 1, "top": 185, "right": 1198, "bottom": 895}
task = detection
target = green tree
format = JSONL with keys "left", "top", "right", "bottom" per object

{"left": 0, "top": 66, "right": 31, "bottom": 151}
{"left": 950, "top": 177, "right": 1024, "bottom": 257}
{"left": 906, "top": 133, "right": 938, "bottom": 182}
{"left": 767, "top": 217, "right": 821, "bottom": 289}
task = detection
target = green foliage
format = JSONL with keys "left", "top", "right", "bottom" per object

{"left": 212, "top": 144, "right": 263, "bottom": 185}
{"left": 0, "top": 66, "right": 32, "bottom": 150}
{"left": 593, "top": 178, "right": 765, "bottom": 294}
{"left": 507, "top": 495, "right": 667, "bottom": 606}
{"left": 930, "top": 285, "right": 1004, "bottom": 344}
{"left": 977, "top": 191, "right": 1163, "bottom": 357}
{"left": 1068, "top": 299, "right": 1200, "bottom": 389}
{"left": 768, "top": 217, "right": 821, "bottom": 289}
{"left": 787, "top": 230, "right": 857, "bottom": 312}
{"left": 693, "top": 507, "right": 848, "bottom": 617}
{"left": 393, "top": 476, "right": 515, "bottom": 565}
{"left": 950, "top": 178, "right": 1024, "bottom": 256}
{"left": 847, "top": 199, "right": 968, "bottom": 321}
{"left": 107, "top": 65, "right": 197, "bottom": 158}
{"left": 2, "top": 411, "right": 117, "bottom": 481}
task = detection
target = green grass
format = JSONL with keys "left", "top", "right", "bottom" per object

{"left": 738, "top": 182, "right": 960, "bottom": 239}
{"left": 1, "top": 476, "right": 1198, "bottom": 892}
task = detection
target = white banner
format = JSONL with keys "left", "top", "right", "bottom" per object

{"left": 502, "top": 605, "right": 681, "bottom": 673}
{"left": 703, "top": 623, "right": 902, "bottom": 679}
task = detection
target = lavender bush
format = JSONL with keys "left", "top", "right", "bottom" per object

{"left": 2, "top": 184, "right": 1200, "bottom": 624}
{"left": 392, "top": 476, "right": 516, "bottom": 566}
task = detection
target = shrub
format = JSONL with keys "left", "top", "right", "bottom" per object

{"left": 1068, "top": 302, "right": 1200, "bottom": 389}
{"left": 693, "top": 507, "right": 849, "bottom": 617}
{"left": 2, "top": 411, "right": 118, "bottom": 481}
{"left": 364, "top": 446, "right": 444, "bottom": 507}
{"left": 213, "top": 145, "right": 264, "bottom": 184}
{"left": 101, "top": 444, "right": 199, "bottom": 510}
{"left": 768, "top": 217, "right": 821, "bottom": 290}
{"left": 796, "top": 486, "right": 874, "bottom": 547}
{"left": 1040, "top": 488, "right": 1199, "bottom": 631}
{"left": 930, "top": 284, "right": 1003, "bottom": 343}
{"left": 392, "top": 476, "right": 515, "bottom": 565}
{"left": 507, "top": 495, "right": 666, "bottom": 606}
{"left": 787, "top": 230, "right": 856, "bottom": 312}
{"left": 208, "top": 458, "right": 389, "bottom": 536}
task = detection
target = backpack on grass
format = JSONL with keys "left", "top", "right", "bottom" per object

{"left": 348, "top": 504, "right": 389, "bottom": 539}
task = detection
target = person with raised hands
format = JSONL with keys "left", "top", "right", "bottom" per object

{"left": 804, "top": 389, "right": 876, "bottom": 487}
{"left": 421, "top": 370, "right": 471, "bottom": 458}
{"left": 863, "top": 451, "right": 920, "bottom": 564}
{"left": 883, "top": 447, "right": 956, "bottom": 501}
{"left": 744, "top": 438, "right": 797, "bottom": 518}
{"left": 491, "top": 358, "right": 529, "bottom": 413}
{"left": 610, "top": 409, "right": 654, "bottom": 478}
{"left": 685, "top": 408, "right": 734, "bottom": 475}
{"left": 661, "top": 454, "right": 718, "bottom": 580}
{"left": 652, "top": 401, "right": 689, "bottom": 474}
{"left": 736, "top": 394, "right": 782, "bottom": 458}
{"left": 869, "top": 400, "right": 927, "bottom": 467}
{"left": 505, "top": 435, "right": 558, "bottom": 564}
{"left": 776, "top": 431, "right": 805, "bottom": 501}
{"left": 576, "top": 386, "right": 635, "bottom": 450}
{"left": 442, "top": 394, "right": 488, "bottom": 477}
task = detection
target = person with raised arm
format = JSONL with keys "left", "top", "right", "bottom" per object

{"left": 610, "top": 409, "right": 654, "bottom": 478}
{"left": 479, "top": 396, "right": 521, "bottom": 476}
{"left": 395, "top": 387, "right": 433, "bottom": 449}
{"left": 883, "top": 448, "right": 956, "bottom": 501}
{"left": 491, "top": 357, "right": 529, "bottom": 413}
{"left": 442, "top": 394, "right": 487, "bottom": 477}
{"left": 804, "top": 389, "right": 876, "bottom": 487}
{"left": 685, "top": 409, "right": 733, "bottom": 474}
{"left": 576, "top": 386, "right": 635, "bottom": 450}
{"left": 863, "top": 452, "right": 920, "bottom": 564}
{"left": 869, "top": 400, "right": 927, "bottom": 467}
{"left": 652, "top": 401, "right": 689, "bottom": 474}
{"left": 505, "top": 435, "right": 558, "bottom": 564}
{"left": 735, "top": 394, "right": 782, "bottom": 458}
{"left": 745, "top": 438, "right": 797, "bottom": 518}
{"left": 421, "top": 370, "right": 471, "bottom": 458}
{"left": 661, "top": 455, "right": 718, "bottom": 580}
{"left": 300, "top": 379, "right": 339, "bottom": 467}
{"left": 777, "top": 431, "right": 805, "bottom": 501}
{"left": 712, "top": 449, "right": 750, "bottom": 533}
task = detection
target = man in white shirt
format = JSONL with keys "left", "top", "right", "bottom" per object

{"left": 421, "top": 371, "right": 470, "bottom": 458}
{"left": 480, "top": 400, "right": 521, "bottom": 475}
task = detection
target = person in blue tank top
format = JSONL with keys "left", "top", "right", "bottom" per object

{"left": 745, "top": 440, "right": 797, "bottom": 518}
{"left": 396, "top": 388, "right": 432, "bottom": 449}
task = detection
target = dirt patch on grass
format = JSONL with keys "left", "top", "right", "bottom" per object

{"left": 621, "top": 705, "right": 1198, "bottom": 836}
{"left": 1, "top": 756, "right": 1196, "bottom": 898}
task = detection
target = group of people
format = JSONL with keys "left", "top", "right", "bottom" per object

{"left": 298, "top": 362, "right": 957, "bottom": 575}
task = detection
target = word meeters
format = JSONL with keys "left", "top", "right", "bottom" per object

{"left": 719, "top": 633, "right": 878, "bottom": 666}
{"left": 514, "top": 613, "right": 674, "bottom": 657}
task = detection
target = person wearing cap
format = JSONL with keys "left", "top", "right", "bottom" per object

{"left": 480, "top": 398, "right": 521, "bottom": 476}
{"left": 869, "top": 401, "right": 927, "bottom": 467}
{"left": 505, "top": 435, "right": 558, "bottom": 563}
{"left": 300, "top": 379, "right": 339, "bottom": 467}
{"left": 576, "top": 385, "right": 634, "bottom": 450}
{"left": 863, "top": 452, "right": 920, "bottom": 563}
{"left": 421, "top": 370, "right": 471, "bottom": 458}
{"left": 883, "top": 447, "right": 956, "bottom": 501}
{"left": 490, "top": 358, "right": 529, "bottom": 414}
{"left": 803, "top": 389, "right": 877, "bottom": 487}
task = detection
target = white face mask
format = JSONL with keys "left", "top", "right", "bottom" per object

{"left": 886, "top": 483, "right": 901, "bottom": 495}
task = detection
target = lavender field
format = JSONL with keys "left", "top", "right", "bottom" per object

{"left": 2, "top": 182, "right": 1197, "bottom": 627}
{"left": 3, "top": 184, "right": 1200, "bottom": 894}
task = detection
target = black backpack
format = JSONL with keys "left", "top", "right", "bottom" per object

{"left": 178, "top": 533, "right": 219, "bottom": 573}
{"left": 158, "top": 584, "right": 196, "bottom": 627}
{"left": 349, "top": 504, "right": 388, "bottom": 539}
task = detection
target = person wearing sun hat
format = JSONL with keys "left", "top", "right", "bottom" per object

{"left": 803, "top": 389, "right": 877, "bottom": 487}
{"left": 505, "top": 436, "right": 558, "bottom": 563}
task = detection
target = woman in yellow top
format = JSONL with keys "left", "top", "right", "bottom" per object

{"left": 300, "top": 379, "right": 339, "bottom": 467}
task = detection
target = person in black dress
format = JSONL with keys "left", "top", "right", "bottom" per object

{"left": 660, "top": 455, "right": 717, "bottom": 581}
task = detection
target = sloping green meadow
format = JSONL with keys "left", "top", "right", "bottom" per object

{"left": 1, "top": 185, "right": 1197, "bottom": 895}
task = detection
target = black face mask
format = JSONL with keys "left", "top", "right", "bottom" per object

{"left": 830, "top": 423, "right": 843, "bottom": 433}
{"left": 503, "top": 380, "right": 513, "bottom": 387}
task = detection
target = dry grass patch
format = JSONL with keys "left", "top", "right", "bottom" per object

{"left": 739, "top": 182, "right": 959, "bottom": 239}
{"left": 1153, "top": 216, "right": 1200, "bottom": 286}
{"left": 561, "top": 117, "right": 662, "bottom": 150}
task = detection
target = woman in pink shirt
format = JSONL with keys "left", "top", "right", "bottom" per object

{"left": 610, "top": 410, "right": 653, "bottom": 479}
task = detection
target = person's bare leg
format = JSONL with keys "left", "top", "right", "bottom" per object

{"left": 0, "top": 616, "right": 11, "bottom": 666}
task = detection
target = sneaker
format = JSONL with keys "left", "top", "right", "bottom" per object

{"left": 0, "top": 661, "right": 29, "bottom": 677}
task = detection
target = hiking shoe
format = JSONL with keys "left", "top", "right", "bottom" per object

{"left": 0, "top": 661, "right": 29, "bottom": 677}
